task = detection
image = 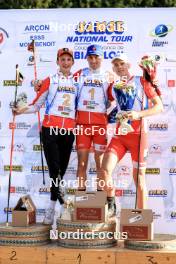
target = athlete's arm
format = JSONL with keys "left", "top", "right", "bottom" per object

{"left": 13, "top": 77, "right": 50, "bottom": 115}
{"left": 126, "top": 96, "right": 163, "bottom": 120}
{"left": 138, "top": 95, "right": 163, "bottom": 118}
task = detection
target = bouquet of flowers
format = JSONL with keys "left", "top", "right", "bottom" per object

{"left": 9, "top": 92, "right": 28, "bottom": 109}
{"left": 139, "top": 55, "right": 161, "bottom": 97}
{"left": 139, "top": 55, "right": 156, "bottom": 81}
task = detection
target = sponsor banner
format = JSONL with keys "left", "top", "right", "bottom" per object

{"left": 146, "top": 168, "right": 160, "bottom": 174}
{"left": 0, "top": 27, "right": 9, "bottom": 53}
{"left": 0, "top": 8, "right": 176, "bottom": 234}
{"left": 148, "top": 189, "right": 168, "bottom": 197}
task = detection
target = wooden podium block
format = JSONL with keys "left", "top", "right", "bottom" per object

{"left": 0, "top": 246, "right": 46, "bottom": 264}
{"left": 116, "top": 251, "right": 176, "bottom": 264}
{"left": 47, "top": 247, "right": 116, "bottom": 264}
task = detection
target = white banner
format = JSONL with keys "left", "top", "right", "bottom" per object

{"left": 0, "top": 8, "right": 176, "bottom": 234}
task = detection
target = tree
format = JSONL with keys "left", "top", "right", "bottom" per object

{"left": 0, "top": 0, "right": 175, "bottom": 8}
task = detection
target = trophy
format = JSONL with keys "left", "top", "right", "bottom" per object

{"left": 116, "top": 111, "right": 134, "bottom": 135}
{"left": 60, "top": 197, "right": 74, "bottom": 221}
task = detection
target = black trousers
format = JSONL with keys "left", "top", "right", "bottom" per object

{"left": 42, "top": 126, "right": 74, "bottom": 204}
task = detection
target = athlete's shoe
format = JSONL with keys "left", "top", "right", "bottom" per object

{"left": 43, "top": 208, "right": 55, "bottom": 225}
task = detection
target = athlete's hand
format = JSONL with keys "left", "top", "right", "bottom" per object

{"left": 32, "top": 79, "right": 43, "bottom": 92}
{"left": 12, "top": 106, "right": 28, "bottom": 115}
{"left": 125, "top": 111, "right": 141, "bottom": 121}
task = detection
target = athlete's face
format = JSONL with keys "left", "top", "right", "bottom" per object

{"left": 112, "top": 59, "right": 130, "bottom": 78}
{"left": 57, "top": 54, "right": 74, "bottom": 75}
{"left": 87, "top": 55, "right": 102, "bottom": 70}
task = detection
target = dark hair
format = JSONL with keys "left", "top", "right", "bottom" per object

{"left": 143, "top": 70, "right": 161, "bottom": 97}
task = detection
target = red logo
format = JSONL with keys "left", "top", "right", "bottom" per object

{"left": 58, "top": 106, "right": 64, "bottom": 111}
{"left": 0, "top": 33, "right": 3, "bottom": 44}
{"left": 10, "top": 187, "right": 16, "bottom": 193}
{"left": 0, "top": 28, "right": 9, "bottom": 51}
{"left": 168, "top": 80, "right": 175, "bottom": 87}
{"left": 115, "top": 189, "right": 123, "bottom": 197}
{"left": 9, "top": 123, "right": 16, "bottom": 129}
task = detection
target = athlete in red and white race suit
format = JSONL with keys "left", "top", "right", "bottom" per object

{"left": 101, "top": 54, "right": 163, "bottom": 212}
{"left": 74, "top": 44, "right": 114, "bottom": 191}
{"left": 13, "top": 48, "right": 77, "bottom": 224}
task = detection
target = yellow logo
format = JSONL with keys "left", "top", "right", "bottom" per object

{"left": 75, "top": 21, "right": 124, "bottom": 34}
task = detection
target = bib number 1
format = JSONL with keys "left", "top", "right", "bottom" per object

{"left": 88, "top": 88, "right": 95, "bottom": 100}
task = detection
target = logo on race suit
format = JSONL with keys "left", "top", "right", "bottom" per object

{"left": 148, "top": 189, "right": 167, "bottom": 197}
{"left": 150, "top": 24, "right": 173, "bottom": 47}
{"left": 149, "top": 144, "right": 162, "bottom": 154}
{"left": 149, "top": 123, "right": 168, "bottom": 131}
{"left": 0, "top": 27, "right": 9, "bottom": 53}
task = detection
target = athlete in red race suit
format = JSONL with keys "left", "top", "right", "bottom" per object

{"left": 13, "top": 48, "right": 77, "bottom": 224}
{"left": 101, "top": 54, "right": 163, "bottom": 214}
{"left": 74, "top": 44, "right": 114, "bottom": 191}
